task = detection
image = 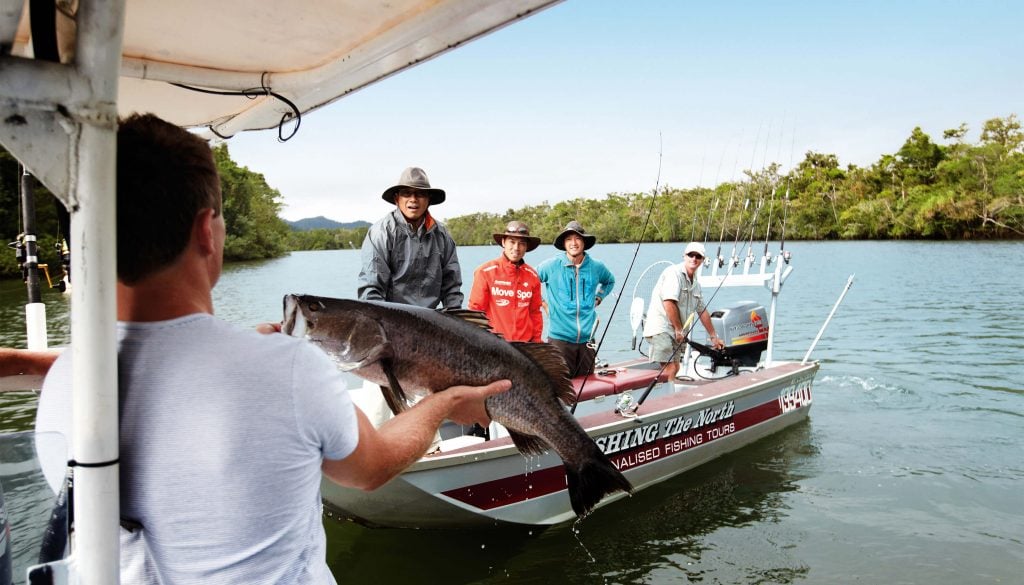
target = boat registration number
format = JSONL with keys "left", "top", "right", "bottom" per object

{"left": 778, "top": 383, "right": 812, "bottom": 413}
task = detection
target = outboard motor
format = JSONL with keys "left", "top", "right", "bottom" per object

{"left": 689, "top": 301, "right": 769, "bottom": 376}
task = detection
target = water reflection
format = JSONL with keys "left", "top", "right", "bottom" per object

{"left": 0, "top": 432, "right": 65, "bottom": 584}
{"left": 326, "top": 422, "right": 816, "bottom": 584}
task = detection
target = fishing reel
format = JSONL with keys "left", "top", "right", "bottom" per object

{"left": 8, "top": 237, "right": 27, "bottom": 273}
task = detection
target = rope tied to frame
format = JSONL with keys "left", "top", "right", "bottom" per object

{"left": 172, "top": 71, "right": 302, "bottom": 142}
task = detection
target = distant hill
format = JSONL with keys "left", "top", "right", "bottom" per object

{"left": 286, "top": 216, "right": 370, "bottom": 231}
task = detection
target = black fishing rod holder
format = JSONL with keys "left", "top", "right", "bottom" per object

{"left": 7, "top": 235, "right": 37, "bottom": 286}
{"left": 8, "top": 238, "right": 26, "bottom": 267}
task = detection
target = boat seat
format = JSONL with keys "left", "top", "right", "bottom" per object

{"left": 571, "top": 365, "right": 662, "bottom": 402}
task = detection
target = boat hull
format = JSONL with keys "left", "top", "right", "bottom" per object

{"left": 321, "top": 361, "right": 818, "bottom": 528}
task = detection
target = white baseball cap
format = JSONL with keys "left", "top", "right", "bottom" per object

{"left": 683, "top": 242, "right": 706, "bottom": 258}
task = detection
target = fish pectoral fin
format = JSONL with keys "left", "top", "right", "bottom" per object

{"left": 378, "top": 357, "right": 409, "bottom": 414}
{"left": 512, "top": 342, "right": 576, "bottom": 405}
{"left": 506, "top": 430, "right": 550, "bottom": 457}
{"left": 379, "top": 385, "right": 407, "bottom": 415}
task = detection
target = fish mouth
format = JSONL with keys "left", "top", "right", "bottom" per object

{"left": 282, "top": 294, "right": 305, "bottom": 337}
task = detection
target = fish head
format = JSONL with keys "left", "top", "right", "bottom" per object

{"left": 282, "top": 294, "right": 391, "bottom": 370}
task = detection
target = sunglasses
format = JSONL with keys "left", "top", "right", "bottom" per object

{"left": 396, "top": 189, "right": 429, "bottom": 199}
{"left": 505, "top": 227, "right": 530, "bottom": 235}
{"left": 686, "top": 252, "right": 704, "bottom": 259}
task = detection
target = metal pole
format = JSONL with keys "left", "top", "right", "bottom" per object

{"left": 19, "top": 169, "right": 41, "bottom": 304}
{"left": 71, "top": 1, "right": 127, "bottom": 583}
{"left": 765, "top": 261, "right": 782, "bottom": 365}
{"left": 20, "top": 167, "right": 49, "bottom": 350}
{"left": 802, "top": 275, "right": 854, "bottom": 364}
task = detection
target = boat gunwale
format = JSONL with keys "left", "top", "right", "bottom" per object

{"left": 408, "top": 360, "right": 819, "bottom": 472}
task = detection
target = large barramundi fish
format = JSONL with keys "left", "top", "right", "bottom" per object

{"left": 282, "top": 294, "right": 632, "bottom": 517}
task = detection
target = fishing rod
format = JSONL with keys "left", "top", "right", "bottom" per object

{"left": 760, "top": 120, "right": 773, "bottom": 173}
{"left": 715, "top": 194, "right": 733, "bottom": 269}
{"left": 702, "top": 197, "right": 719, "bottom": 251}
{"left": 689, "top": 149, "right": 708, "bottom": 242}
{"left": 744, "top": 196, "right": 764, "bottom": 268}
{"left": 779, "top": 190, "right": 792, "bottom": 263}
{"left": 688, "top": 204, "right": 700, "bottom": 243}
{"left": 728, "top": 127, "right": 761, "bottom": 270}
{"left": 702, "top": 143, "right": 729, "bottom": 261}
{"left": 578, "top": 134, "right": 664, "bottom": 413}
{"left": 713, "top": 134, "right": 744, "bottom": 271}
{"left": 761, "top": 186, "right": 777, "bottom": 265}
{"left": 779, "top": 120, "right": 797, "bottom": 264}
{"left": 729, "top": 198, "right": 749, "bottom": 268}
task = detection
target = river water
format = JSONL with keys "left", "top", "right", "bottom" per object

{"left": 1, "top": 241, "right": 1022, "bottom": 584}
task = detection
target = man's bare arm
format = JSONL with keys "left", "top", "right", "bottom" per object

{"left": 0, "top": 348, "right": 62, "bottom": 377}
{"left": 322, "top": 379, "right": 511, "bottom": 491}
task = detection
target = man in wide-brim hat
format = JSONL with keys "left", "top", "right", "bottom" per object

{"left": 469, "top": 221, "right": 544, "bottom": 342}
{"left": 357, "top": 166, "right": 463, "bottom": 309}
{"left": 553, "top": 220, "right": 596, "bottom": 251}
{"left": 537, "top": 220, "right": 615, "bottom": 377}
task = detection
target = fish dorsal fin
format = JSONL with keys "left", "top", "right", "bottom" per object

{"left": 512, "top": 342, "right": 575, "bottom": 405}
{"left": 439, "top": 308, "right": 495, "bottom": 333}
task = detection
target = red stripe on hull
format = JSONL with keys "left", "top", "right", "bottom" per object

{"left": 441, "top": 395, "right": 796, "bottom": 511}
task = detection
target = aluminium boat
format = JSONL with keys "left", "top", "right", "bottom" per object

{"left": 322, "top": 262, "right": 822, "bottom": 528}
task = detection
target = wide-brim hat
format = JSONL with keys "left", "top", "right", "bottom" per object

{"left": 492, "top": 220, "right": 541, "bottom": 252}
{"left": 381, "top": 166, "right": 446, "bottom": 205}
{"left": 554, "top": 220, "right": 596, "bottom": 251}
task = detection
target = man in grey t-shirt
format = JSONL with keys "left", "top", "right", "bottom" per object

{"left": 34, "top": 115, "right": 508, "bottom": 584}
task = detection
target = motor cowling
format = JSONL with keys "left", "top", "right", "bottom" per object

{"left": 708, "top": 301, "right": 769, "bottom": 368}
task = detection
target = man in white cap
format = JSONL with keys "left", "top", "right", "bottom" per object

{"left": 357, "top": 167, "right": 463, "bottom": 309}
{"left": 642, "top": 241, "right": 725, "bottom": 381}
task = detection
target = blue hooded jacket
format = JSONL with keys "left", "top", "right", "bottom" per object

{"left": 536, "top": 253, "right": 615, "bottom": 343}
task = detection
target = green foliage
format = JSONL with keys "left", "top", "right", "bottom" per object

{"left": 1, "top": 142, "right": 291, "bottom": 279}
{"left": 443, "top": 114, "right": 1024, "bottom": 244}
{"left": 213, "top": 144, "right": 291, "bottom": 261}
{"left": 897, "top": 127, "right": 945, "bottom": 185}
{"left": 287, "top": 227, "right": 367, "bottom": 251}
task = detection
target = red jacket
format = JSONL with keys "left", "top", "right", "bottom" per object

{"left": 468, "top": 255, "right": 544, "bottom": 342}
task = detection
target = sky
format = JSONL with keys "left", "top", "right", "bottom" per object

{"left": 225, "top": 0, "right": 1024, "bottom": 223}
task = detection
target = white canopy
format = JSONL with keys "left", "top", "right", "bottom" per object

{"left": 5, "top": 0, "right": 559, "bottom": 137}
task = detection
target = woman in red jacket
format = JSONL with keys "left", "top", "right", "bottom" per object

{"left": 468, "top": 221, "right": 544, "bottom": 342}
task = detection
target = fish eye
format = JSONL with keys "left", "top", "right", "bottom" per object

{"left": 308, "top": 303, "right": 319, "bottom": 312}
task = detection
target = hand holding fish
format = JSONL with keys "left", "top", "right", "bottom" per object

{"left": 438, "top": 378, "right": 512, "bottom": 426}
{"left": 254, "top": 321, "right": 282, "bottom": 334}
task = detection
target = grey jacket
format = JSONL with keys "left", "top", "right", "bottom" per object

{"left": 357, "top": 208, "right": 463, "bottom": 309}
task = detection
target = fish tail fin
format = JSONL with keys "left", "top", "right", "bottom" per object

{"left": 507, "top": 429, "right": 550, "bottom": 457}
{"left": 565, "top": 449, "right": 633, "bottom": 517}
